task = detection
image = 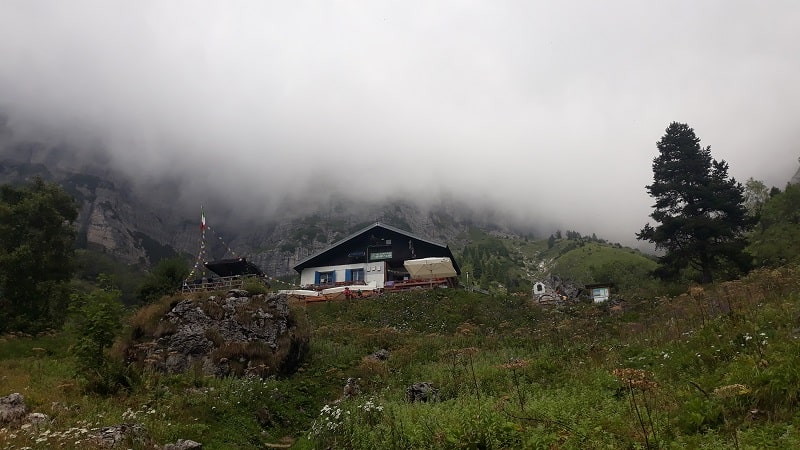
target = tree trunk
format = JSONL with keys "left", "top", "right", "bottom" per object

{"left": 700, "top": 251, "right": 713, "bottom": 284}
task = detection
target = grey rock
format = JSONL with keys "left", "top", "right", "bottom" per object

{"left": 90, "top": 423, "right": 147, "bottom": 448}
{"left": 163, "top": 438, "right": 203, "bottom": 450}
{"left": 405, "top": 382, "right": 439, "bottom": 403}
{"left": 343, "top": 377, "right": 361, "bottom": 398}
{"left": 26, "top": 412, "right": 49, "bottom": 424}
{"left": 370, "top": 349, "right": 390, "bottom": 360}
{"left": 0, "top": 392, "right": 26, "bottom": 425}
{"left": 127, "top": 292, "right": 304, "bottom": 378}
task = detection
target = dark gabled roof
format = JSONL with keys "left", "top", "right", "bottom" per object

{"left": 293, "top": 222, "right": 454, "bottom": 272}
{"left": 205, "top": 258, "right": 264, "bottom": 277}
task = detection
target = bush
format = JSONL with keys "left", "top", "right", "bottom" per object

{"left": 68, "top": 286, "right": 133, "bottom": 394}
{"left": 136, "top": 258, "right": 189, "bottom": 304}
{"left": 242, "top": 277, "right": 271, "bottom": 295}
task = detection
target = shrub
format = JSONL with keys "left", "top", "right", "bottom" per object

{"left": 136, "top": 258, "right": 189, "bottom": 304}
{"left": 242, "top": 276, "right": 271, "bottom": 295}
{"left": 68, "top": 286, "right": 133, "bottom": 394}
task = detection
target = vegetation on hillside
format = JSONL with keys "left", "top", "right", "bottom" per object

{"left": 74, "top": 249, "right": 147, "bottom": 305}
{"left": 5, "top": 119, "right": 800, "bottom": 448}
{"left": 135, "top": 258, "right": 190, "bottom": 305}
{"left": 3, "top": 268, "right": 800, "bottom": 448}
{"left": 0, "top": 178, "right": 78, "bottom": 333}
{"left": 746, "top": 182, "right": 800, "bottom": 267}
{"left": 455, "top": 227, "right": 658, "bottom": 296}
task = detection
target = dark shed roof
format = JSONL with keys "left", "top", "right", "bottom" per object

{"left": 205, "top": 258, "right": 264, "bottom": 277}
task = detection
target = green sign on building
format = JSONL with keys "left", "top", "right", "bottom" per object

{"left": 370, "top": 251, "right": 392, "bottom": 261}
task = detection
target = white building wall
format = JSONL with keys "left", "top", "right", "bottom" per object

{"left": 363, "top": 261, "right": 386, "bottom": 287}
{"left": 299, "top": 261, "right": 386, "bottom": 288}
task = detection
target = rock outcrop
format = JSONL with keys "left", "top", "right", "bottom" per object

{"left": 0, "top": 393, "right": 27, "bottom": 425}
{"left": 163, "top": 438, "right": 203, "bottom": 450}
{"left": 89, "top": 423, "right": 147, "bottom": 449}
{"left": 126, "top": 290, "right": 308, "bottom": 378}
{"left": 405, "top": 382, "right": 439, "bottom": 403}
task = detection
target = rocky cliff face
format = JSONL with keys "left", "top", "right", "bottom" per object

{"left": 0, "top": 135, "right": 522, "bottom": 273}
{"left": 0, "top": 151, "right": 193, "bottom": 266}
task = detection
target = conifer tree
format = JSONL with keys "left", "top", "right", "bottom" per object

{"left": 637, "top": 122, "right": 751, "bottom": 283}
{"left": 0, "top": 178, "right": 78, "bottom": 332}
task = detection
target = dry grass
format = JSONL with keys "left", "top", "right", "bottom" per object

{"left": 126, "top": 296, "right": 178, "bottom": 338}
{"left": 199, "top": 298, "right": 225, "bottom": 320}
{"left": 617, "top": 266, "right": 800, "bottom": 347}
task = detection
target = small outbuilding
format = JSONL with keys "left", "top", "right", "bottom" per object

{"left": 585, "top": 283, "right": 613, "bottom": 303}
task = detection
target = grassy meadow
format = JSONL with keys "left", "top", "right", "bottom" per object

{"left": 2, "top": 265, "right": 800, "bottom": 448}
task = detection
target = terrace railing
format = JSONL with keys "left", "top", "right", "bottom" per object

{"left": 181, "top": 274, "right": 266, "bottom": 293}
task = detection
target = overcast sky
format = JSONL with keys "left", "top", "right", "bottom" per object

{"left": 1, "top": 1, "right": 799, "bottom": 244}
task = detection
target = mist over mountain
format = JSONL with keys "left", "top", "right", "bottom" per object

{"left": 0, "top": 126, "right": 562, "bottom": 275}
{"left": 2, "top": 2, "right": 798, "bottom": 257}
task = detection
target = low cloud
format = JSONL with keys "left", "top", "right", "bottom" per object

{"left": 1, "top": 1, "right": 798, "bottom": 244}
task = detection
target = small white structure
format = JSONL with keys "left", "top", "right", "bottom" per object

{"left": 586, "top": 284, "right": 612, "bottom": 303}
{"left": 532, "top": 281, "right": 558, "bottom": 304}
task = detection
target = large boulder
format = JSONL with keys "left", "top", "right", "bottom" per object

{"left": 125, "top": 291, "right": 308, "bottom": 378}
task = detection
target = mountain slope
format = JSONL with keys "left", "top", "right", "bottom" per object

{"left": 0, "top": 137, "right": 652, "bottom": 290}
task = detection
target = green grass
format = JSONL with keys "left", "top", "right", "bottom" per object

{"left": 552, "top": 241, "right": 656, "bottom": 278}
{"left": 455, "top": 228, "right": 658, "bottom": 295}
{"left": 3, "top": 267, "right": 800, "bottom": 448}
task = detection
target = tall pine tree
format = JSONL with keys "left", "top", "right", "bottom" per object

{"left": 0, "top": 178, "right": 78, "bottom": 332}
{"left": 637, "top": 122, "right": 751, "bottom": 283}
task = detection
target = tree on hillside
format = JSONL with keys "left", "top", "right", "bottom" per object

{"left": 743, "top": 177, "right": 772, "bottom": 218}
{"left": 136, "top": 257, "right": 189, "bottom": 304}
{"left": 0, "top": 178, "right": 78, "bottom": 332}
{"left": 637, "top": 122, "right": 751, "bottom": 283}
{"left": 746, "top": 183, "right": 800, "bottom": 267}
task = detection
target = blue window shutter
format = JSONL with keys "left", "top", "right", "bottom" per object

{"left": 331, "top": 271, "right": 336, "bottom": 283}
{"left": 345, "top": 269, "right": 352, "bottom": 282}
{"left": 314, "top": 271, "right": 320, "bottom": 285}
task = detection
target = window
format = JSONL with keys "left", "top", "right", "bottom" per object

{"left": 351, "top": 269, "right": 364, "bottom": 282}
{"left": 319, "top": 271, "right": 335, "bottom": 285}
